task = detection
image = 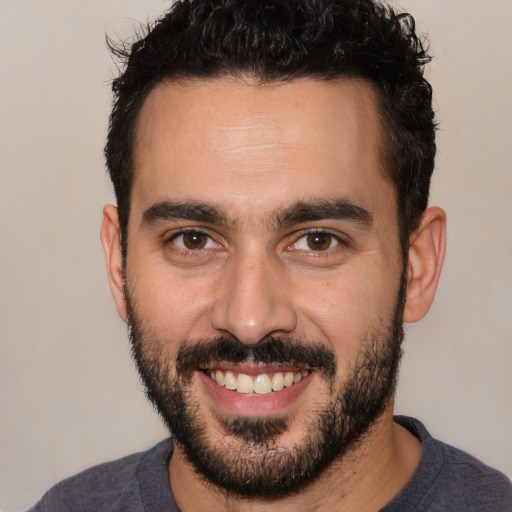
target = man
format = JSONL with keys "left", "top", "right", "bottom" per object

{"left": 31, "top": 0, "right": 512, "bottom": 510}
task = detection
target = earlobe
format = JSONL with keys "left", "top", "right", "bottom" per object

{"left": 403, "top": 207, "right": 446, "bottom": 323}
{"left": 100, "top": 205, "right": 128, "bottom": 323}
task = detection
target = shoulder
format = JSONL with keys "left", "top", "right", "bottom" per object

{"left": 435, "top": 441, "right": 512, "bottom": 509}
{"left": 392, "top": 416, "right": 512, "bottom": 511}
{"left": 28, "top": 439, "right": 173, "bottom": 512}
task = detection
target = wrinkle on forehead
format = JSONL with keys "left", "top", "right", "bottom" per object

{"left": 131, "top": 77, "right": 392, "bottom": 217}
{"left": 210, "top": 111, "right": 304, "bottom": 156}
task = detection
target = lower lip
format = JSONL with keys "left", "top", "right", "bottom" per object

{"left": 198, "top": 370, "right": 313, "bottom": 416}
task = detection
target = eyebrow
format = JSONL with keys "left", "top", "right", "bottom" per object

{"left": 141, "top": 200, "right": 229, "bottom": 227}
{"left": 140, "top": 197, "right": 373, "bottom": 231}
{"left": 274, "top": 199, "right": 373, "bottom": 229}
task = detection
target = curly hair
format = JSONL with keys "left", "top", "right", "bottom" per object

{"left": 105, "top": 0, "right": 435, "bottom": 257}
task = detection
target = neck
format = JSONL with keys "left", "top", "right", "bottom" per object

{"left": 168, "top": 408, "right": 422, "bottom": 512}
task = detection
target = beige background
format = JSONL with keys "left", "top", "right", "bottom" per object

{"left": 1, "top": 1, "right": 511, "bottom": 510}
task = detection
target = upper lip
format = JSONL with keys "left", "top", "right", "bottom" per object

{"left": 199, "top": 362, "right": 310, "bottom": 374}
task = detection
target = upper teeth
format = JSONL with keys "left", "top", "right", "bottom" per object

{"left": 209, "top": 369, "right": 309, "bottom": 395}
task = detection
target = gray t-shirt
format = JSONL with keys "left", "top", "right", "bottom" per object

{"left": 29, "top": 416, "right": 512, "bottom": 511}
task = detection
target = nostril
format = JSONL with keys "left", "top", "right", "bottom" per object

{"left": 209, "top": 299, "right": 298, "bottom": 345}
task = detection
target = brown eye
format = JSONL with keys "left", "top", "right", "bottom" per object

{"left": 293, "top": 232, "right": 340, "bottom": 251}
{"left": 183, "top": 232, "right": 207, "bottom": 249}
{"left": 306, "top": 233, "right": 333, "bottom": 251}
{"left": 174, "top": 231, "right": 213, "bottom": 250}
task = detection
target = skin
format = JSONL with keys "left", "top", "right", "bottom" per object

{"left": 101, "top": 77, "right": 446, "bottom": 511}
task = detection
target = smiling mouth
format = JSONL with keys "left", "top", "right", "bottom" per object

{"left": 205, "top": 369, "right": 310, "bottom": 395}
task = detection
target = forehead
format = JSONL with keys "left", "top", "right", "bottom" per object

{"left": 131, "top": 77, "right": 394, "bottom": 222}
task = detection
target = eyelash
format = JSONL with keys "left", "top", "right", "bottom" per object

{"left": 165, "top": 228, "right": 221, "bottom": 256}
{"left": 165, "top": 227, "right": 347, "bottom": 257}
{"left": 289, "top": 228, "right": 347, "bottom": 254}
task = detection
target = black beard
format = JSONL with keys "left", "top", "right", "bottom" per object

{"left": 125, "top": 274, "right": 406, "bottom": 499}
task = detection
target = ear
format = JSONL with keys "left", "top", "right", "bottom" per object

{"left": 100, "top": 204, "right": 128, "bottom": 323}
{"left": 403, "top": 206, "right": 446, "bottom": 323}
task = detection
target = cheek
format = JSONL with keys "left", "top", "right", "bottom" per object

{"left": 294, "top": 270, "right": 398, "bottom": 360}
{"left": 127, "top": 263, "right": 216, "bottom": 342}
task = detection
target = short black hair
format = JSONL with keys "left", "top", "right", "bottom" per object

{"left": 105, "top": 0, "right": 435, "bottom": 258}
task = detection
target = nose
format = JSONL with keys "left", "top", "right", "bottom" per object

{"left": 210, "top": 250, "right": 297, "bottom": 345}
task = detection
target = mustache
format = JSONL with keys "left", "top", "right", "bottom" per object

{"left": 175, "top": 336, "right": 337, "bottom": 380}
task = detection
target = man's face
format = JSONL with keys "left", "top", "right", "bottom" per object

{"left": 121, "top": 78, "right": 405, "bottom": 496}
